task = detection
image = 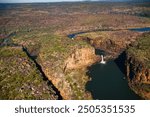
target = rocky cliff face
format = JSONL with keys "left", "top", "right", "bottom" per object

{"left": 75, "top": 30, "right": 141, "bottom": 59}
{"left": 39, "top": 47, "right": 100, "bottom": 100}
{"left": 64, "top": 48, "right": 100, "bottom": 70}
{"left": 123, "top": 33, "right": 150, "bottom": 99}
{"left": 125, "top": 53, "right": 150, "bottom": 99}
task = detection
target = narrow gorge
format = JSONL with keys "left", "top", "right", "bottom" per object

{"left": 22, "top": 46, "right": 63, "bottom": 100}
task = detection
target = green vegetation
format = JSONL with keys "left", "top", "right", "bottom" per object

{"left": 77, "top": 31, "right": 109, "bottom": 39}
{"left": 127, "top": 33, "right": 150, "bottom": 68}
{"left": 0, "top": 46, "right": 57, "bottom": 99}
{"left": 1, "top": 1, "right": 150, "bottom": 99}
{"left": 130, "top": 83, "right": 150, "bottom": 99}
{"left": 39, "top": 35, "right": 89, "bottom": 62}
{"left": 0, "top": 27, "right": 91, "bottom": 99}
{"left": 65, "top": 69, "right": 91, "bottom": 99}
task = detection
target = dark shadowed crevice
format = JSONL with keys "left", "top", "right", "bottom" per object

{"left": 22, "top": 46, "right": 63, "bottom": 100}
{"left": 114, "top": 51, "right": 136, "bottom": 80}
{"left": 114, "top": 51, "right": 127, "bottom": 75}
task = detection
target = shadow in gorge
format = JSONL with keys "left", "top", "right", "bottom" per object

{"left": 86, "top": 60, "right": 141, "bottom": 100}
{"left": 22, "top": 46, "right": 63, "bottom": 100}
{"left": 115, "top": 51, "right": 136, "bottom": 80}
{"left": 95, "top": 49, "right": 106, "bottom": 56}
{"left": 114, "top": 51, "right": 127, "bottom": 75}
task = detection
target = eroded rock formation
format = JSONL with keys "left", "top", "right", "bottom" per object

{"left": 75, "top": 30, "right": 141, "bottom": 59}
{"left": 64, "top": 48, "right": 100, "bottom": 70}
{"left": 39, "top": 47, "right": 100, "bottom": 99}
{"left": 125, "top": 53, "right": 150, "bottom": 99}
{"left": 118, "top": 33, "right": 150, "bottom": 99}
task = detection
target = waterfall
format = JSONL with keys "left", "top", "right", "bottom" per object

{"left": 100, "top": 55, "right": 106, "bottom": 64}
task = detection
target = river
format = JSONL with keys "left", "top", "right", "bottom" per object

{"left": 68, "top": 27, "right": 150, "bottom": 100}
{"left": 86, "top": 60, "right": 141, "bottom": 100}
{"left": 129, "top": 27, "right": 150, "bottom": 32}
{"left": 68, "top": 27, "right": 150, "bottom": 39}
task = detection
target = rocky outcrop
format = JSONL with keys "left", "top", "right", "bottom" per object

{"left": 75, "top": 30, "right": 141, "bottom": 60}
{"left": 125, "top": 53, "right": 150, "bottom": 99}
{"left": 126, "top": 55, "right": 150, "bottom": 83}
{"left": 40, "top": 47, "right": 100, "bottom": 100}
{"left": 116, "top": 33, "right": 150, "bottom": 99}
{"left": 64, "top": 48, "right": 100, "bottom": 70}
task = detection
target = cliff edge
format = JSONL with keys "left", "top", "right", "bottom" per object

{"left": 37, "top": 36, "right": 100, "bottom": 99}
{"left": 125, "top": 32, "right": 150, "bottom": 99}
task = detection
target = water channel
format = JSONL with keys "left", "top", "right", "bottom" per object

{"left": 68, "top": 27, "right": 150, "bottom": 99}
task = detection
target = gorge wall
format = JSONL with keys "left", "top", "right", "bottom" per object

{"left": 77, "top": 30, "right": 150, "bottom": 99}
{"left": 125, "top": 52, "right": 150, "bottom": 99}
{"left": 39, "top": 47, "right": 100, "bottom": 100}
{"left": 116, "top": 33, "right": 150, "bottom": 99}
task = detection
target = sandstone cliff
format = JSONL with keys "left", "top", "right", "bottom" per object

{"left": 75, "top": 30, "right": 141, "bottom": 59}
{"left": 125, "top": 33, "right": 150, "bottom": 99}
{"left": 39, "top": 46, "right": 100, "bottom": 99}
{"left": 126, "top": 54, "right": 150, "bottom": 99}
{"left": 64, "top": 48, "right": 99, "bottom": 70}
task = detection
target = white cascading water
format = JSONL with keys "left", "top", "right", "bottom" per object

{"left": 100, "top": 55, "right": 106, "bottom": 64}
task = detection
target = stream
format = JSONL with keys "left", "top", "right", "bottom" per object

{"left": 68, "top": 27, "right": 150, "bottom": 39}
